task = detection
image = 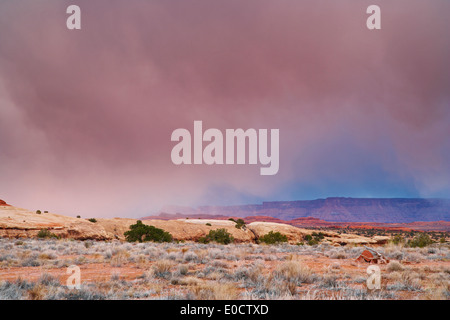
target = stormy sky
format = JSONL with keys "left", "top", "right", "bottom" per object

{"left": 0, "top": 0, "right": 449, "bottom": 218}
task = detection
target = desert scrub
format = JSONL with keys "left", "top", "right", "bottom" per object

{"left": 198, "top": 229, "right": 234, "bottom": 245}
{"left": 21, "top": 255, "right": 41, "bottom": 267}
{"left": 152, "top": 260, "right": 174, "bottom": 279}
{"left": 228, "top": 218, "right": 246, "bottom": 230}
{"left": 316, "top": 274, "right": 346, "bottom": 290}
{"left": 329, "top": 262, "right": 341, "bottom": 271}
{"left": 38, "top": 251, "right": 58, "bottom": 261}
{"left": 326, "top": 248, "right": 348, "bottom": 259}
{"left": 201, "top": 264, "right": 229, "bottom": 278}
{"left": 387, "top": 261, "right": 404, "bottom": 272}
{"left": 274, "top": 261, "right": 315, "bottom": 285}
{"left": 404, "top": 251, "right": 425, "bottom": 263}
{"left": 259, "top": 231, "right": 288, "bottom": 244}
{"left": 407, "top": 233, "right": 433, "bottom": 248}
{"left": 176, "top": 265, "right": 189, "bottom": 276}
{"left": 183, "top": 251, "right": 199, "bottom": 263}
{"left": 124, "top": 220, "right": 173, "bottom": 243}
{"left": 386, "top": 250, "right": 405, "bottom": 261}
{"left": 0, "top": 277, "right": 115, "bottom": 300}
{"left": 301, "top": 288, "right": 396, "bottom": 300}
{"left": 37, "top": 229, "right": 59, "bottom": 239}
{"left": 233, "top": 263, "right": 263, "bottom": 284}
{"left": 0, "top": 279, "right": 34, "bottom": 300}
{"left": 249, "top": 271, "right": 300, "bottom": 298}
{"left": 387, "top": 271, "right": 423, "bottom": 292}
{"left": 206, "top": 247, "right": 226, "bottom": 259}
{"left": 210, "top": 259, "right": 228, "bottom": 269}
{"left": 188, "top": 282, "right": 239, "bottom": 300}
{"left": 110, "top": 249, "right": 130, "bottom": 267}
{"left": 303, "top": 232, "right": 324, "bottom": 246}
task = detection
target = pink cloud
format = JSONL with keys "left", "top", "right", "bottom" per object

{"left": 0, "top": 1, "right": 449, "bottom": 217}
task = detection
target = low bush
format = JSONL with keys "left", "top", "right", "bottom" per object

{"left": 228, "top": 218, "right": 246, "bottom": 229}
{"left": 408, "top": 233, "right": 433, "bottom": 248}
{"left": 304, "top": 234, "right": 319, "bottom": 246}
{"left": 37, "top": 229, "right": 59, "bottom": 239}
{"left": 124, "top": 220, "right": 173, "bottom": 243}
{"left": 387, "top": 261, "right": 404, "bottom": 272}
{"left": 259, "top": 231, "right": 288, "bottom": 244}
{"left": 235, "top": 219, "right": 246, "bottom": 229}
{"left": 391, "top": 234, "right": 405, "bottom": 245}
{"left": 198, "top": 229, "right": 234, "bottom": 245}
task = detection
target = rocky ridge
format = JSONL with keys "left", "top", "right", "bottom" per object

{"left": 160, "top": 197, "right": 450, "bottom": 223}
{"left": 0, "top": 199, "right": 388, "bottom": 245}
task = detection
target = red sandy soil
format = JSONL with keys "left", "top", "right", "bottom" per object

{"left": 1, "top": 251, "right": 448, "bottom": 300}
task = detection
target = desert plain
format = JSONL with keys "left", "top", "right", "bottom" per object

{"left": 0, "top": 200, "right": 448, "bottom": 300}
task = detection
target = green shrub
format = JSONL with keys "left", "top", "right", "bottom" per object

{"left": 198, "top": 236, "right": 209, "bottom": 244}
{"left": 304, "top": 233, "right": 321, "bottom": 245}
{"left": 311, "top": 232, "right": 324, "bottom": 239}
{"left": 234, "top": 219, "right": 246, "bottom": 229}
{"left": 408, "top": 233, "right": 433, "bottom": 248}
{"left": 259, "top": 231, "right": 288, "bottom": 244}
{"left": 391, "top": 234, "right": 404, "bottom": 245}
{"left": 37, "top": 229, "right": 59, "bottom": 239}
{"left": 198, "top": 228, "right": 234, "bottom": 245}
{"left": 228, "top": 218, "right": 246, "bottom": 229}
{"left": 87, "top": 218, "right": 97, "bottom": 223}
{"left": 205, "top": 223, "right": 211, "bottom": 226}
{"left": 124, "top": 220, "right": 172, "bottom": 243}
{"left": 36, "top": 210, "right": 41, "bottom": 214}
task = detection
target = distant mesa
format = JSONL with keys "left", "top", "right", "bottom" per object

{"left": 0, "top": 200, "right": 315, "bottom": 243}
{"left": 158, "top": 197, "right": 450, "bottom": 224}
{"left": 145, "top": 212, "right": 450, "bottom": 232}
{"left": 1, "top": 197, "right": 449, "bottom": 242}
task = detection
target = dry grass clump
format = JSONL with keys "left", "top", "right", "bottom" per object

{"left": 233, "top": 262, "right": 263, "bottom": 283}
{"left": 183, "top": 251, "right": 199, "bottom": 263}
{"left": 152, "top": 259, "right": 174, "bottom": 279}
{"left": 404, "top": 251, "right": 424, "bottom": 263}
{"left": 327, "top": 249, "right": 348, "bottom": 260}
{"left": 387, "top": 271, "right": 423, "bottom": 292}
{"left": 110, "top": 249, "right": 130, "bottom": 267}
{"left": 38, "top": 252, "right": 57, "bottom": 260}
{"left": 274, "top": 261, "right": 314, "bottom": 284}
{"left": 27, "top": 284, "right": 47, "bottom": 300}
{"left": 387, "top": 261, "right": 404, "bottom": 272}
{"left": 189, "top": 282, "right": 239, "bottom": 300}
{"left": 193, "top": 249, "right": 209, "bottom": 263}
{"left": 328, "top": 262, "right": 342, "bottom": 272}
{"left": 178, "top": 276, "right": 200, "bottom": 286}
{"left": 175, "top": 264, "right": 189, "bottom": 276}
